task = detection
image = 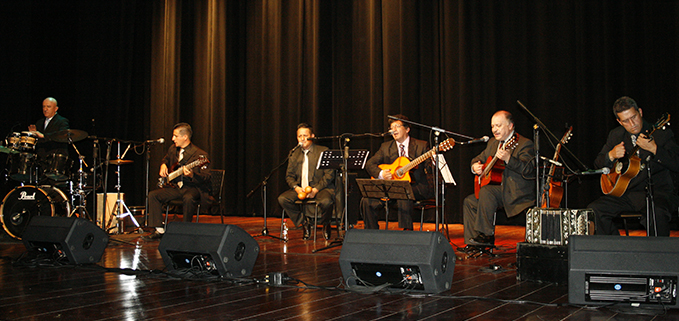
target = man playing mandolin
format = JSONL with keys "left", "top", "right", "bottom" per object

{"left": 589, "top": 97, "right": 679, "bottom": 236}
{"left": 460, "top": 110, "right": 535, "bottom": 252}
{"left": 360, "top": 115, "right": 434, "bottom": 230}
{"left": 143, "top": 123, "right": 211, "bottom": 240}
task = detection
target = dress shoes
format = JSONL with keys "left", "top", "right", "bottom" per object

{"left": 302, "top": 219, "right": 311, "bottom": 240}
{"left": 323, "top": 223, "right": 332, "bottom": 240}
{"left": 467, "top": 233, "right": 495, "bottom": 246}
{"left": 142, "top": 231, "right": 164, "bottom": 241}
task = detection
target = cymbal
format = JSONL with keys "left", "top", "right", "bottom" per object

{"left": 50, "top": 129, "right": 89, "bottom": 143}
{"left": 0, "top": 146, "right": 19, "bottom": 154}
{"left": 108, "top": 159, "right": 133, "bottom": 165}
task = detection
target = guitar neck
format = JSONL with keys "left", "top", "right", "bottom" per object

{"left": 167, "top": 159, "right": 202, "bottom": 181}
{"left": 400, "top": 146, "right": 437, "bottom": 173}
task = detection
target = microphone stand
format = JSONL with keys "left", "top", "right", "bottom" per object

{"left": 248, "top": 148, "right": 294, "bottom": 242}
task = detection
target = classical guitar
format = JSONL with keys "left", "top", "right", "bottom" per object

{"left": 474, "top": 135, "right": 518, "bottom": 199}
{"left": 600, "top": 113, "right": 670, "bottom": 197}
{"left": 541, "top": 126, "right": 572, "bottom": 208}
{"left": 377, "top": 138, "right": 456, "bottom": 182}
{"left": 158, "top": 155, "right": 210, "bottom": 188}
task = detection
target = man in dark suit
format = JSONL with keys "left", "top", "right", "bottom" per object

{"left": 27, "top": 97, "right": 70, "bottom": 157}
{"left": 461, "top": 110, "right": 535, "bottom": 251}
{"left": 588, "top": 97, "right": 679, "bottom": 236}
{"left": 361, "top": 115, "right": 434, "bottom": 230}
{"left": 278, "top": 123, "right": 335, "bottom": 240}
{"left": 144, "top": 123, "right": 211, "bottom": 240}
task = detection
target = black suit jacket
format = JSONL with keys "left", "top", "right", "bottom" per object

{"left": 365, "top": 137, "right": 434, "bottom": 199}
{"left": 594, "top": 119, "right": 679, "bottom": 195}
{"left": 285, "top": 144, "right": 335, "bottom": 192}
{"left": 471, "top": 133, "right": 535, "bottom": 217}
{"left": 35, "top": 113, "right": 69, "bottom": 156}
{"left": 161, "top": 143, "right": 211, "bottom": 193}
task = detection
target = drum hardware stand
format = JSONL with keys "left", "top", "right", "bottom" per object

{"left": 107, "top": 141, "right": 141, "bottom": 235}
{"left": 67, "top": 137, "right": 92, "bottom": 220}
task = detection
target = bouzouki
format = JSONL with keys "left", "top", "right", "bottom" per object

{"left": 158, "top": 155, "right": 210, "bottom": 188}
{"left": 600, "top": 113, "right": 670, "bottom": 197}
{"left": 474, "top": 135, "right": 518, "bottom": 199}
{"left": 541, "top": 126, "right": 573, "bottom": 208}
{"left": 377, "top": 138, "right": 456, "bottom": 182}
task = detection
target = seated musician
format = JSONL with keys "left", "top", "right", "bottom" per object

{"left": 27, "top": 97, "right": 70, "bottom": 157}
{"left": 460, "top": 110, "right": 535, "bottom": 252}
{"left": 588, "top": 97, "right": 679, "bottom": 236}
{"left": 277, "top": 123, "right": 335, "bottom": 240}
{"left": 360, "top": 115, "right": 433, "bottom": 230}
{"left": 143, "top": 123, "right": 211, "bottom": 240}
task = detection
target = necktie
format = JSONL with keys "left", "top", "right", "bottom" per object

{"left": 44, "top": 118, "right": 51, "bottom": 130}
{"left": 177, "top": 149, "right": 185, "bottom": 188}
{"left": 301, "top": 150, "right": 309, "bottom": 188}
{"left": 399, "top": 144, "right": 406, "bottom": 157}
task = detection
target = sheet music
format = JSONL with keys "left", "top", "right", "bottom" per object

{"left": 434, "top": 154, "right": 456, "bottom": 185}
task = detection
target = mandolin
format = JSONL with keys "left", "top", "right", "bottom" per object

{"left": 158, "top": 155, "right": 210, "bottom": 188}
{"left": 377, "top": 138, "right": 456, "bottom": 182}
{"left": 600, "top": 113, "right": 670, "bottom": 197}
{"left": 474, "top": 135, "right": 518, "bottom": 199}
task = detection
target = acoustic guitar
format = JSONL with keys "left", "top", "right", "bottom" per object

{"left": 474, "top": 135, "right": 518, "bottom": 199}
{"left": 541, "top": 126, "right": 572, "bottom": 208}
{"left": 158, "top": 155, "right": 210, "bottom": 188}
{"left": 377, "top": 138, "right": 456, "bottom": 182}
{"left": 600, "top": 113, "right": 670, "bottom": 197}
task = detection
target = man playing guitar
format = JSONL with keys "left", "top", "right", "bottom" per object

{"left": 460, "top": 110, "right": 535, "bottom": 252}
{"left": 360, "top": 115, "right": 434, "bottom": 230}
{"left": 143, "top": 123, "right": 211, "bottom": 240}
{"left": 589, "top": 97, "right": 679, "bottom": 236}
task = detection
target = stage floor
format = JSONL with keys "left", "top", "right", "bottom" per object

{"left": 1, "top": 216, "right": 678, "bottom": 320}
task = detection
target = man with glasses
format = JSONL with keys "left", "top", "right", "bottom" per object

{"left": 360, "top": 115, "right": 433, "bottom": 230}
{"left": 588, "top": 96, "right": 679, "bottom": 236}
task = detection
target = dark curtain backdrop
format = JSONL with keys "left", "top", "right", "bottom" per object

{"left": 2, "top": 1, "right": 678, "bottom": 224}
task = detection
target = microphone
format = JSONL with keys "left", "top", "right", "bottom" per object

{"left": 381, "top": 130, "right": 394, "bottom": 136}
{"left": 540, "top": 156, "right": 563, "bottom": 166}
{"left": 577, "top": 167, "right": 610, "bottom": 175}
{"left": 146, "top": 137, "right": 165, "bottom": 144}
{"left": 459, "top": 136, "right": 490, "bottom": 145}
{"left": 290, "top": 142, "right": 302, "bottom": 151}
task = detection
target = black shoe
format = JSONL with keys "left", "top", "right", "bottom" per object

{"left": 468, "top": 233, "right": 495, "bottom": 246}
{"left": 142, "top": 231, "right": 163, "bottom": 241}
{"left": 323, "top": 223, "right": 332, "bottom": 240}
{"left": 302, "top": 219, "right": 311, "bottom": 240}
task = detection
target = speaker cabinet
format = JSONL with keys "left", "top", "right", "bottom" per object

{"left": 569, "top": 235, "right": 679, "bottom": 307}
{"left": 339, "top": 229, "right": 454, "bottom": 294}
{"left": 159, "top": 222, "right": 260, "bottom": 277}
{"left": 22, "top": 216, "right": 109, "bottom": 264}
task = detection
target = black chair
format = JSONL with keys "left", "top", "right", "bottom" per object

{"left": 163, "top": 169, "right": 225, "bottom": 226}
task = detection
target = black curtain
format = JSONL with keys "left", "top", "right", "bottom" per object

{"left": 2, "top": 0, "right": 678, "bottom": 224}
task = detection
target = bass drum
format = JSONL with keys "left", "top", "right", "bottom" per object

{"left": 0, "top": 186, "right": 71, "bottom": 240}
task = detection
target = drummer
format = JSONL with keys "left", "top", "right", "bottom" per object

{"left": 27, "top": 97, "right": 70, "bottom": 157}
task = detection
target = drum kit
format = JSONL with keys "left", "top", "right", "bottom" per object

{"left": 0, "top": 129, "right": 136, "bottom": 240}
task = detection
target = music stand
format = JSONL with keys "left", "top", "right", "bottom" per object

{"left": 355, "top": 178, "right": 415, "bottom": 230}
{"left": 312, "top": 148, "right": 368, "bottom": 253}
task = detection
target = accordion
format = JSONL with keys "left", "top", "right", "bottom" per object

{"left": 525, "top": 208, "right": 593, "bottom": 245}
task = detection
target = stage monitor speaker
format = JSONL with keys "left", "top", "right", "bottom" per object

{"left": 159, "top": 222, "right": 260, "bottom": 277}
{"left": 569, "top": 235, "right": 679, "bottom": 308}
{"left": 339, "top": 229, "right": 454, "bottom": 294}
{"left": 22, "top": 216, "right": 109, "bottom": 265}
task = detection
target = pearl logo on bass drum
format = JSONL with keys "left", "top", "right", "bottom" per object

{"left": 18, "top": 191, "right": 36, "bottom": 201}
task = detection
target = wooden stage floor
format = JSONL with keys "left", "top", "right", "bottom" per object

{"left": 1, "top": 216, "right": 678, "bottom": 320}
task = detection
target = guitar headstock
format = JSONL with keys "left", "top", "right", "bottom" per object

{"left": 655, "top": 113, "right": 670, "bottom": 130}
{"left": 503, "top": 135, "right": 518, "bottom": 151}
{"left": 560, "top": 126, "right": 573, "bottom": 145}
{"left": 437, "top": 138, "right": 456, "bottom": 152}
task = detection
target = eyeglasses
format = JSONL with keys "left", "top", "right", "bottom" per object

{"left": 389, "top": 124, "right": 403, "bottom": 131}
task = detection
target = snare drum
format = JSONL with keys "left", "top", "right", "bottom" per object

{"left": 19, "top": 131, "right": 38, "bottom": 151}
{"left": 7, "top": 132, "right": 21, "bottom": 150}
{"left": 0, "top": 186, "right": 71, "bottom": 240}
{"left": 8, "top": 152, "right": 39, "bottom": 182}
{"left": 44, "top": 153, "right": 72, "bottom": 181}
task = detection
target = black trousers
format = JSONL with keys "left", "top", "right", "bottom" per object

{"left": 588, "top": 190, "right": 675, "bottom": 237}
{"left": 147, "top": 186, "right": 201, "bottom": 228}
